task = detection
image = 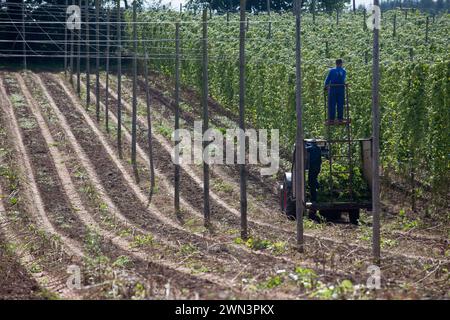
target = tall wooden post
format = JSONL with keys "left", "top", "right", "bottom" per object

{"left": 64, "top": 0, "right": 68, "bottom": 77}
{"left": 70, "top": 0, "right": 74, "bottom": 87}
{"left": 174, "top": 22, "right": 181, "bottom": 215}
{"left": 131, "top": 0, "right": 139, "bottom": 183}
{"left": 105, "top": 9, "right": 110, "bottom": 132}
{"left": 143, "top": 47, "right": 155, "bottom": 203}
{"left": 77, "top": 0, "right": 81, "bottom": 96}
{"left": 393, "top": 13, "right": 397, "bottom": 37}
{"left": 363, "top": 8, "right": 367, "bottom": 31}
{"left": 22, "top": 0, "right": 26, "bottom": 70}
{"left": 85, "top": 0, "right": 90, "bottom": 109}
{"left": 294, "top": 0, "right": 304, "bottom": 253}
{"left": 312, "top": 0, "right": 316, "bottom": 24}
{"left": 201, "top": 8, "right": 211, "bottom": 228}
{"left": 95, "top": 0, "right": 100, "bottom": 121}
{"left": 239, "top": 0, "right": 248, "bottom": 240}
{"left": 267, "top": 0, "right": 271, "bottom": 38}
{"left": 372, "top": 0, "right": 381, "bottom": 264}
{"left": 117, "top": 0, "right": 123, "bottom": 159}
{"left": 131, "top": 0, "right": 139, "bottom": 182}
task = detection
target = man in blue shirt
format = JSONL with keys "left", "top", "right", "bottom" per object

{"left": 324, "top": 59, "right": 347, "bottom": 124}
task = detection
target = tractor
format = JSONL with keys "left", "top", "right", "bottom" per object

{"left": 279, "top": 84, "right": 373, "bottom": 225}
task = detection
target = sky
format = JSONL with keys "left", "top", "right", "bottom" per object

{"left": 160, "top": 0, "right": 374, "bottom": 9}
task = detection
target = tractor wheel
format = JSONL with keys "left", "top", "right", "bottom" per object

{"left": 280, "top": 179, "right": 295, "bottom": 219}
{"left": 349, "top": 210, "right": 360, "bottom": 225}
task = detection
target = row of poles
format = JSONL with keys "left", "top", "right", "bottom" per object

{"left": 59, "top": 0, "right": 381, "bottom": 262}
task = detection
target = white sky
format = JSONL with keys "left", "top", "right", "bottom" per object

{"left": 161, "top": 0, "right": 374, "bottom": 9}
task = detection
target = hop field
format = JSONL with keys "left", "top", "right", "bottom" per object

{"left": 131, "top": 9, "right": 449, "bottom": 195}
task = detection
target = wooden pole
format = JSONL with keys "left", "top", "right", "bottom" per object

{"left": 353, "top": 0, "right": 356, "bottom": 12}
{"left": 95, "top": 0, "right": 100, "bottom": 121}
{"left": 267, "top": 0, "right": 271, "bottom": 38}
{"left": 77, "top": 0, "right": 81, "bottom": 96}
{"left": 363, "top": 8, "right": 367, "bottom": 31}
{"left": 372, "top": 0, "right": 381, "bottom": 264}
{"left": 85, "top": 0, "right": 90, "bottom": 109}
{"left": 22, "top": 0, "right": 26, "bottom": 70}
{"left": 64, "top": 0, "right": 68, "bottom": 77}
{"left": 393, "top": 13, "right": 397, "bottom": 37}
{"left": 425, "top": 16, "right": 429, "bottom": 43}
{"left": 70, "top": 0, "right": 74, "bottom": 87}
{"left": 143, "top": 47, "right": 155, "bottom": 204}
{"left": 131, "top": 0, "right": 139, "bottom": 183}
{"left": 174, "top": 22, "right": 181, "bottom": 216}
{"left": 294, "top": 0, "right": 304, "bottom": 253}
{"left": 201, "top": 8, "right": 211, "bottom": 228}
{"left": 312, "top": 0, "right": 316, "bottom": 24}
{"left": 105, "top": 9, "right": 110, "bottom": 133}
{"left": 239, "top": 0, "right": 248, "bottom": 240}
{"left": 117, "top": 0, "right": 123, "bottom": 159}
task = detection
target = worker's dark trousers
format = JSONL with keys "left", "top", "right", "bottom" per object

{"left": 328, "top": 88, "right": 345, "bottom": 120}
{"left": 308, "top": 169, "right": 320, "bottom": 202}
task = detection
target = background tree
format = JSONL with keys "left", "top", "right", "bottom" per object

{"left": 185, "top": 0, "right": 350, "bottom": 13}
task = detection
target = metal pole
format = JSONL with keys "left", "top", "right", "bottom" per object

{"left": 117, "top": 0, "right": 123, "bottom": 159}
{"left": 239, "top": 0, "right": 248, "bottom": 240}
{"left": 105, "top": 9, "right": 110, "bottom": 132}
{"left": 201, "top": 8, "right": 211, "bottom": 228}
{"left": 131, "top": 0, "right": 139, "bottom": 183}
{"left": 95, "top": 0, "right": 100, "bottom": 121}
{"left": 372, "top": 0, "right": 381, "bottom": 264}
{"left": 174, "top": 22, "right": 181, "bottom": 216}
{"left": 77, "top": 0, "right": 81, "bottom": 96}
{"left": 295, "top": 0, "right": 304, "bottom": 253}
{"left": 85, "top": 0, "right": 90, "bottom": 109}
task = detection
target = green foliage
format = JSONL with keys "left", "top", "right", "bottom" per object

{"left": 316, "top": 160, "right": 371, "bottom": 202}
{"left": 130, "top": 9, "right": 449, "bottom": 195}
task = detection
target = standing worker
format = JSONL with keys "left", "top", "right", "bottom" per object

{"left": 306, "top": 140, "right": 322, "bottom": 202}
{"left": 324, "top": 59, "right": 347, "bottom": 124}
